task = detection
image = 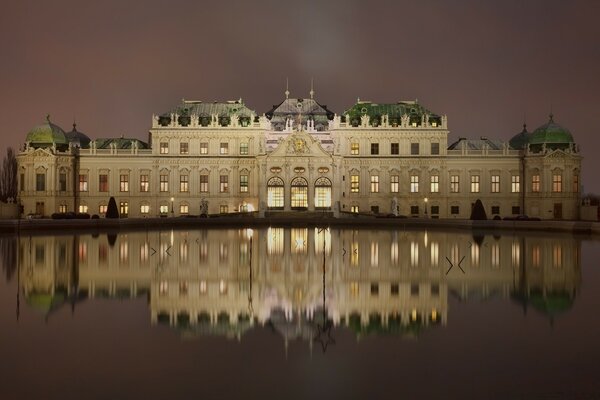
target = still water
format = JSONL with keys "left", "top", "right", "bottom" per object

{"left": 1, "top": 228, "right": 599, "bottom": 399}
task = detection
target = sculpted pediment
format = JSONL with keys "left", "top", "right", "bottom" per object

{"left": 544, "top": 149, "right": 571, "bottom": 159}
{"left": 268, "top": 130, "right": 332, "bottom": 159}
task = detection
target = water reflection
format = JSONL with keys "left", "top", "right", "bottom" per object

{"left": 12, "top": 228, "right": 580, "bottom": 346}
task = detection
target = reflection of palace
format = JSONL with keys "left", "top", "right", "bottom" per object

{"left": 18, "top": 229, "right": 580, "bottom": 342}
{"left": 17, "top": 92, "right": 581, "bottom": 219}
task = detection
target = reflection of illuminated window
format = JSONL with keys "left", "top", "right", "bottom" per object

{"left": 532, "top": 245, "right": 540, "bottom": 267}
{"left": 370, "top": 242, "right": 379, "bottom": 267}
{"left": 553, "top": 245, "right": 562, "bottom": 268}
{"left": 314, "top": 228, "right": 331, "bottom": 254}
{"left": 267, "top": 227, "right": 284, "bottom": 255}
{"left": 119, "top": 242, "right": 128, "bottom": 263}
{"left": 180, "top": 242, "right": 188, "bottom": 263}
{"left": 411, "top": 241, "right": 419, "bottom": 267}
{"left": 78, "top": 242, "right": 87, "bottom": 263}
{"left": 430, "top": 242, "right": 439, "bottom": 267}
{"left": 291, "top": 228, "right": 307, "bottom": 254}
{"left": 391, "top": 242, "right": 399, "bottom": 265}
{"left": 267, "top": 177, "right": 284, "bottom": 209}
{"left": 512, "top": 242, "right": 520, "bottom": 266}
{"left": 179, "top": 282, "right": 188, "bottom": 297}
{"left": 411, "top": 309, "right": 418, "bottom": 321}
{"left": 199, "top": 280, "right": 207, "bottom": 294}
{"left": 450, "top": 244, "right": 459, "bottom": 265}
{"left": 351, "top": 241, "right": 359, "bottom": 267}
{"left": 199, "top": 242, "right": 208, "bottom": 262}
{"left": 99, "top": 244, "right": 107, "bottom": 265}
{"left": 350, "top": 282, "right": 359, "bottom": 298}
{"left": 219, "top": 243, "right": 228, "bottom": 262}
{"left": 491, "top": 244, "right": 500, "bottom": 268}
{"left": 159, "top": 281, "right": 168, "bottom": 296}
{"left": 219, "top": 280, "right": 227, "bottom": 295}
{"left": 140, "top": 242, "right": 149, "bottom": 263}
{"left": 471, "top": 243, "right": 479, "bottom": 267}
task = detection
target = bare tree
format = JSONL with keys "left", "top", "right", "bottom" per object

{"left": 0, "top": 147, "right": 17, "bottom": 202}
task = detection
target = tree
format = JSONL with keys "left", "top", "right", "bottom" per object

{"left": 470, "top": 199, "right": 488, "bottom": 220}
{"left": 0, "top": 147, "right": 17, "bottom": 203}
{"left": 106, "top": 197, "right": 119, "bottom": 219}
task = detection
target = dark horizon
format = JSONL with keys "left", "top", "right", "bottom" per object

{"left": 2, "top": 0, "right": 599, "bottom": 192}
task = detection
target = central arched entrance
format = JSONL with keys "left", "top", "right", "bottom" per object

{"left": 314, "top": 177, "right": 332, "bottom": 209}
{"left": 267, "top": 177, "right": 284, "bottom": 209}
{"left": 290, "top": 177, "right": 308, "bottom": 210}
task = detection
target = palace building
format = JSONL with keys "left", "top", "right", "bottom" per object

{"left": 16, "top": 90, "right": 582, "bottom": 219}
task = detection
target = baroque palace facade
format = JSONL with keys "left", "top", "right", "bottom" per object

{"left": 17, "top": 91, "right": 582, "bottom": 219}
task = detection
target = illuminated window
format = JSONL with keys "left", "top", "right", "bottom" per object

{"left": 240, "top": 142, "right": 249, "bottom": 155}
{"left": 350, "top": 142, "right": 359, "bottom": 155}
{"left": 370, "top": 175, "right": 379, "bottom": 193}
{"left": 180, "top": 204, "right": 189, "bottom": 214}
{"left": 159, "top": 142, "right": 169, "bottom": 154}
{"left": 140, "top": 174, "right": 149, "bottom": 192}
{"left": 219, "top": 205, "right": 229, "bottom": 213}
{"left": 391, "top": 143, "right": 399, "bottom": 155}
{"left": 291, "top": 178, "right": 308, "bottom": 209}
{"left": 267, "top": 177, "right": 284, "bottom": 209}
{"left": 160, "top": 204, "right": 169, "bottom": 214}
{"left": 240, "top": 175, "right": 248, "bottom": 193}
{"left": 120, "top": 174, "right": 129, "bottom": 192}
{"left": 220, "top": 175, "right": 229, "bottom": 192}
{"left": 553, "top": 174, "right": 562, "bottom": 192}
{"left": 119, "top": 201, "right": 128, "bottom": 217}
{"left": 140, "top": 204, "right": 150, "bottom": 214}
{"left": 99, "top": 204, "right": 108, "bottom": 214}
{"left": 314, "top": 177, "right": 332, "bottom": 208}
{"left": 180, "top": 142, "right": 189, "bottom": 155}
{"left": 410, "top": 175, "right": 419, "bottom": 193}
{"left": 430, "top": 175, "right": 439, "bottom": 193}
{"left": 350, "top": 175, "right": 359, "bottom": 193}
{"left": 471, "top": 175, "right": 480, "bottom": 193}
{"left": 491, "top": 175, "right": 500, "bottom": 193}
{"left": 200, "top": 142, "right": 208, "bottom": 154}
{"left": 79, "top": 175, "right": 88, "bottom": 192}
{"left": 511, "top": 175, "right": 520, "bottom": 193}
{"left": 179, "top": 175, "right": 189, "bottom": 192}
{"left": 99, "top": 174, "right": 108, "bottom": 192}
{"left": 371, "top": 143, "right": 379, "bottom": 155}
{"left": 200, "top": 175, "right": 208, "bottom": 192}
{"left": 573, "top": 173, "right": 579, "bottom": 192}
{"left": 59, "top": 204, "right": 67, "bottom": 213}
{"left": 160, "top": 174, "right": 169, "bottom": 192}
{"left": 78, "top": 205, "right": 88, "bottom": 213}
{"left": 220, "top": 142, "right": 229, "bottom": 155}
{"left": 351, "top": 205, "right": 359, "bottom": 214}
{"left": 532, "top": 174, "right": 540, "bottom": 192}
{"left": 390, "top": 175, "right": 399, "bottom": 193}
{"left": 450, "top": 175, "right": 459, "bottom": 193}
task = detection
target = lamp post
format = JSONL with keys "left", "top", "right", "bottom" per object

{"left": 424, "top": 197, "right": 428, "bottom": 218}
{"left": 170, "top": 197, "right": 174, "bottom": 216}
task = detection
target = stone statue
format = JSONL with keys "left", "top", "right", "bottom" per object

{"left": 391, "top": 197, "right": 398, "bottom": 216}
{"left": 200, "top": 198, "right": 208, "bottom": 215}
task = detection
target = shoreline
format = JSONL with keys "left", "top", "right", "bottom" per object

{"left": 1, "top": 216, "right": 599, "bottom": 237}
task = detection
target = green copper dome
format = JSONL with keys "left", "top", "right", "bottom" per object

{"left": 26, "top": 116, "right": 68, "bottom": 148}
{"left": 529, "top": 114, "right": 574, "bottom": 146}
{"left": 509, "top": 123, "right": 530, "bottom": 150}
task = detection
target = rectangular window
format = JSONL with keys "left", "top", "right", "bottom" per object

{"left": 491, "top": 206, "right": 500, "bottom": 215}
{"left": 119, "top": 202, "right": 128, "bottom": 217}
{"left": 179, "top": 175, "right": 189, "bottom": 192}
{"left": 220, "top": 175, "right": 229, "bottom": 192}
{"left": 160, "top": 174, "right": 169, "bottom": 192}
{"left": 180, "top": 204, "right": 189, "bottom": 214}
{"left": 99, "top": 174, "right": 108, "bottom": 192}
{"left": 573, "top": 174, "right": 579, "bottom": 192}
{"left": 180, "top": 142, "right": 189, "bottom": 155}
{"left": 200, "top": 175, "right": 209, "bottom": 192}
{"left": 140, "top": 174, "right": 149, "bottom": 192}
{"left": 390, "top": 175, "right": 399, "bottom": 193}
{"left": 411, "top": 143, "right": 419, "bottom": 155}
{"left": 240, "top": 175, "right": 249, "bottom": 192}
{"left": 511, "top": 175, "right": 520, "bottom": 193}
{"left": 350, "top": 175, "right": 359, "bottom": 193}
{"left": 79, "top": 174, "right": 88, "bottom": 192}
{"left": 431, "top": 205, "right": 439, "bottom": 215}
{"left": 78, "top": 205, "right": 87, "bottom": 213}
{"left": 391, "top": 143, "right": 399, "bottom": 155}
{"left": 220, "top": 143, "right": 229, "bottom": 155}
{"left": 200, "top": 142, "right": 208, "bottom": 154}
{"left": 351, "top": 205, "right": 359, "bottom": 213}
{"left": 371, "top": 143, "right": 379, "bottom": 155}
{"left": 553, "top": 174, "right": 562, "bottom": 192}
{"left": 491, "top": 175, "right": 500, "bottom": 193}
{"left": 119, "top": 174, "right": 129, "bottom": 192}
{"left": 159, "top": 142, "right": 169, "bottom": 154}
{"left": 59, "top": 173, "right": 67, "bottom": 192}
{"left": 350, "top": 142, "right": 359, "bottom": 155}
{"left": 140, "top": 204, "right": 150, "bottom": 214}
{"left": 471, "top": 175, "right": 480, "bottom": 193}
{"left": 532, "top": 175, "right": 540, "bottom": 192}
{"left": 370, "top": 175, "right": 379, "bottom": 193}
{"left": 450, "top": 175, "right": 459, "bottom": 193}
{"left": 220, "top": 205, "right": 229, "bottom": 213}
{"left": 58, "top": 204, "right": 67, "bottom": 213}
{"left": 410, "top": 205, "right": 419, "bottom": 215}
{"left": 430, "top": 175, "right": 439, "bottom": 193}
{"left": 99, "top": 205, "right": 108, "bottom": 214}
{"left": 159, "top": 205, "right": 169, "bottom": 214}
{"left": 451, "top": 205, "right": 460, "bottom": 215}
{"left": 512, "top": 206, "right": 520, "bottom": 215}
{"left": 431, "top": 142, "right": 440, "bottom": 155}
{"left": 239, "top": 142, "right": 249, "bottom": 155}
{"left": 410, "top": 175, "right": 419, "bottom": 193}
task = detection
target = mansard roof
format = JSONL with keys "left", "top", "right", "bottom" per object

{"left": 94, "top": 137, "right": 149, "bottom": 149}
{"left": 343, "top": 100, "right": 441, "bottom": 126}
{"left": 265, "top": 98, "right": 334, "bottom": 131}
{"left": 448, "top": 137, "right": 505, "bottom": 150}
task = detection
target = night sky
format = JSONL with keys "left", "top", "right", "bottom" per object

{"left": 2, "top": 0, "right": 599, "bottom": 192}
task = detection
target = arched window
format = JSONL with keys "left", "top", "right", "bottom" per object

{"left": 291, "top": 177, "right": 308, "bottom": 209}
{"left": 314, "top": 177, "right": 332, "bottom": 209}
{"left": 267, "top": 177, "right": 284, "bottom": 209}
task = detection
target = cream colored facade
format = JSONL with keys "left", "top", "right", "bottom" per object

{"left": 17, "top": 96, "right": 582, "bottom": 219}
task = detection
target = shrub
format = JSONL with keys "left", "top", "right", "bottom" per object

{"left": 76, "top": 213, "right": 91, "bottom": 219}
{"left": 51, "top": 213, "right": 65, "bottom": 219}
{"left": 470, "top": 199, "right": 488, "bottom": 220}
{"left": 91, "top": 214, "right": 100, "bottom": 219}
{"left": 65, "top": 212, "right": 76, "bottom": 219}
{"left": 106, "top": 197, "right": 119, "bottom": 219}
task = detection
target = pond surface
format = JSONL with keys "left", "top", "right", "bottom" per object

{"left": 1, "top": 228, "right": 599, "bottom": 399}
